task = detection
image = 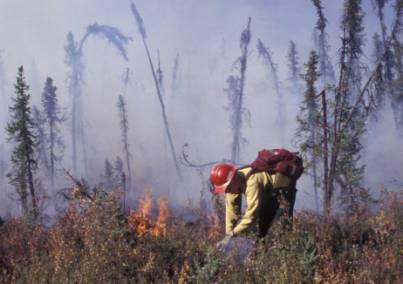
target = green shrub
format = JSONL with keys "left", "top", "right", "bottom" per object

{"left": 0, "top": 189, "right": 401, "bottom": 283}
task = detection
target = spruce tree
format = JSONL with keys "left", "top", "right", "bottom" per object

{"left": 341, "top": 0, "right": 365, "bottom": 98}
{"left": 6, "top": 66, "right": 38, "bottom": 214}
{"left": 287, "top": 40, "right": 302, "bottom": 95}
{"left": 102, "top": 158, "right": 115, "bottom": 190}
{"left": 41, "top": 77, "right": 64, "bottom": 191}
{"left": 295, "top": 51, "right": 321, "bottom": 214}
{"left": 370, "top": 33, "right": 386, "bottom": 122}
{"left": 336, "top": 0, "right": 368, "bottom": 212}
{"left": 117, "top": 95, "right": 133, "bottom": 191}
{"left": 390, "top": 0, "right": 403, "bottom": 135}
{"left": 320, "top": 0, "right": 375, "bottom": 217}
{"left": 312, "top": 0, "right": 336, "bottom": 87}
{"left": 32, "top": 106, "right": 50, "bottom": 174}
{"left": 372, "top": 0, "right": 394, "bottom": 81}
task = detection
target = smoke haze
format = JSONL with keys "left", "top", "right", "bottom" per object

{"left": 0, "top": 0, "right": 401, "bottom": 216}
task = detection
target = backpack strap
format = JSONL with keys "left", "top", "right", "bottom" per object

{"left": 236, "top": 165, "right": 255, "bottom": 182}
{"left": 225, "top": 165, "right": 253, "bottom": 194}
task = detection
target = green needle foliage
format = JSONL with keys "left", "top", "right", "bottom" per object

{"left": 296, "top": 51, "right": 321, "bottom": 214}
{"left": 6, "top": 66, "right": 38, "bottom": 216}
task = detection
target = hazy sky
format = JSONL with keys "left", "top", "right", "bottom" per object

{"left": 0, "top": 0, "right": 391, "bottom": 84}
{"left": 0, "top": 0, "right": 400, "bottom": 212}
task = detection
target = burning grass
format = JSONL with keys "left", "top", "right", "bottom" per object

{"left": 0, "top": 189, "right": 402, "bottom": 283}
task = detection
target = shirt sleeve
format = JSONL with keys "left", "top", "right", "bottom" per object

{"left": 232, "top": 174, "right": 261, "bottom": 236}
{"left": 225, "top": 192, "right": 242, "bottom": 234}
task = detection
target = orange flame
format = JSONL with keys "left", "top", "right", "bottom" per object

{"left": 128, "top": 195, "right": 152, "bottom": 237}
{"left": 128, "top": 195, "right": 169, "bottom": 237}
{"left": 152, "top": 198, "right": 169, "bottom": 237}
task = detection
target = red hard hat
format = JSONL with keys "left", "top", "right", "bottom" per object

{"left": 210, "top": 163, "right": 236, "bottom": 194}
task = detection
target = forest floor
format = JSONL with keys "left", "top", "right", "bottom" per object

{"left": 0, "top": 188, "right": 402, "bottom": 283}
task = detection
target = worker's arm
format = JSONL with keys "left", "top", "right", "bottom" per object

{"left": 232, "top": 174, "right": 261, "bottom": 236}
{"left": 225, "top": 192, "right": 242, "bottom": 235}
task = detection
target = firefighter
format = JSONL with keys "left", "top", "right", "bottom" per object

{"left": 210, "top": 163, "right": 297, "bottom": 248}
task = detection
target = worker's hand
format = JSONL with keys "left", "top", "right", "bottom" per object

{"left": 216, "top": 233, "right": 233, "bottom": 251}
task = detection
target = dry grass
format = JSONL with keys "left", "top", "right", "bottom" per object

{"left": 0, "top": 189, "right": 402, "bottom": 283}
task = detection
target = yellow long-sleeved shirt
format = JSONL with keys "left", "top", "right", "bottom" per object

{"left": 225, "top": 167, "right": 290, "bottom": 236}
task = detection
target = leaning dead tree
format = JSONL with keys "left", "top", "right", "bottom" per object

{"left": 65, "top": 23, "right": 130, "bottom": 177}
{"left": 257, "top": 39, "right": 287, "bottom": 146}
{"left": 129, "top": 1, "right": 182, "bottom": 179}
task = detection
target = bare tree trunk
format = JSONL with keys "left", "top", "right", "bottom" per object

{"left": 50, "top": 121, "right": 55, "bottom": 191}
{"left": 232, "top": 17, "right": 251, "bottom": 163}
{"left": 72, "top": 87, "right": 78, "bottom": 176}
{"left": 26, "top": 151, "right": 37, "bottom": 211}
{"left": 122, "top": 172, "right": 126, "bottom": 214}
{"left": 320, "top": 91, "right": 330, "bottom": 220}
{"left": 311, "top": 131, "right": 320, "bottom": 215}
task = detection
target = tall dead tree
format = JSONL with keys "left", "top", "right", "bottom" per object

{"left": 225, "top": 17, "right": 251, "bottom": 164}
{"left": 117, "top": 95, "right": 133, "bottom": 192}
{"left": 130, "top": 0, "right": 182, "bottom": 179}
{"left": 122, "top": 67, "right": 131, "bottom": 95}
{"left": 156, "top": 49, "right": 164, "bottom": 96}
{"left": 65, "top": 23, "right": 130, "bottom": 177}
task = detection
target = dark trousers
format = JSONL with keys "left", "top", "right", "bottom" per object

{"left": 258, "top": 184, "right": 297, "bottom": 237}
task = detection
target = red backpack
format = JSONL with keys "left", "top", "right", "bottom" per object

{"left": 247, "top": 149, "right": 304, "bottom": 181}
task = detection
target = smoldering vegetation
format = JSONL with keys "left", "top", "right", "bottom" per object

{"left": 0, "top": 0, "right": 402, "bottom": 282}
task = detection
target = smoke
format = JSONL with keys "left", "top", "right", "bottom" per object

{"left": 0, "top": 0, "right": 400, "bottom": 216}
{"left": 65, "top": 23, "right": 130, "bottom": 178}
{"left": 129, "top": 0, "right": 182, "bottom": 180}
{"left": 257, "top": 39, "right": 287, "bottom": 146}
{"left": 171, "top": 53, "right": 180, "bottom": 98}
{"left": 0, "top": 50, "right": 6, "bottom": 143}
